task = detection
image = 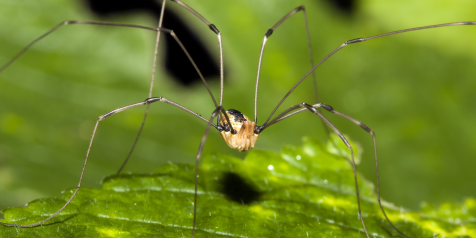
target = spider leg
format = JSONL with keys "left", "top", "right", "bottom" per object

{"left": 258, "top": 103, "right": 370, "bottom": 237}
{"left": 0, "top": 22, "right": 152, "bottom": 73}
{"left": 263, "top": 21, "right": 476, "bottom": 128}
{"left": 117, "top": 21, "right": 222, "bottom": 172}
{"left": 191, "top": 105, "right": 226, "bottom": 238}
{"left": 0, "top": 0, "right": 219, "bottom": 174}
{"left": 249, "top": 5, "right": 344, "bottom": 164}
{"left": 0, "top": 97, "right": 214, "bottom": 227}
{"left": 170, "top": 0, "right": 231, "bottom": 127}
{"left": 252, "top": 5, "right": 317, "bottom": 123}
{"left": 317, "top": 103, "right": 413, "bottom": 238}
{"left": 117, "top": 1, "right": 221, "bottom": 173}
{"left": 260, "top": 102, "right": 415, "bottom": 238}
{"left": 259, "top": 22, "right": 476, "bottom": 203}
{"left": 171, "top": 0, "right": 224, "bottom": 106}
{"left": 119, "top": 0, "right": 166, "bottom": 175}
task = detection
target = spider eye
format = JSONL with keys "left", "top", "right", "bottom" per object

{"left": 227, "top": 109, "right": 247, "bottom": 123}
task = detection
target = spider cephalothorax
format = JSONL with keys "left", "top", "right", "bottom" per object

{"left": 218, "top": 109, "right": 260, "bottom": 152}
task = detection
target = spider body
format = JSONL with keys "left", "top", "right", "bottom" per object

{"left": 0, "top": 0, "right": 475, "bottom": 237}
{"left": 218, "top": 109, "right": 260, "bottom": 152}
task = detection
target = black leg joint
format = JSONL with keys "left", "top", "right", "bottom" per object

{"left": 221, "top": 124, "right": 230, "bottom": 132}
{"left": 255, "top": 125, "right": 264, "bottom": 134}
{"left": 321, "top": 104, "right": 334, "bottom": 112}
{"left": 265, "top": 29, "right": 273, "bottom": 37}
{"left": 209, "top": 24, "right": 220, "bottom": 34}
{"left": 359, "top": 123, "right": 373, "bottom": 134}
{"left": 146, "top": 97, "right": 162, "bottom": 104}
{"left": 100, "top": 112, "right": 114, "bottom": 120}
{"left": 346, "top": 38, "right": 365, "bottom": 44}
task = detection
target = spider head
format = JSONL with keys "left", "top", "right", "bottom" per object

{"left": 218, "top": 109, "right": 260, "bottom": 152}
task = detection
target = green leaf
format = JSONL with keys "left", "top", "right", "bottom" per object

{"left": 1, "top": 137, "right": 474, "bottom": 237}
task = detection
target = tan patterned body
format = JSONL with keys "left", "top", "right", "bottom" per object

{"left": 219, "top": 109, "right": 260, "bottom": 152}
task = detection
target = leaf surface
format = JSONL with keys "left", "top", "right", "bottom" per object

{"left": 1, "top": 137, "right": 475, "bottom": 237}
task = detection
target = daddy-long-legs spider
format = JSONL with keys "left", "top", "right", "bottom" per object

{"left": 1, "top": 0, "right": 476, "bottom": 237}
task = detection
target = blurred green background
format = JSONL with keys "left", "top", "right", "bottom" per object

{"left": 0, "top": 0, "right": 475, "bottom": 216}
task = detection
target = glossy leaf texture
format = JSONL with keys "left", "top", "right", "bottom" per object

{"left": 1, "top": 137, "right": 475, "bottom": 237}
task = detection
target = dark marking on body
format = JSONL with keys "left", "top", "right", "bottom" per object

{"left": 228, "top": 109, "right": 247, "bottom": 122}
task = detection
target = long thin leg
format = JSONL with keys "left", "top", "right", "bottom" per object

{"left": 0, "top": 11, "right": 222, "bottom": 174}
{"left": 171, "top": 0, "right": 224, "bottom": 106}
{"left": 318, "top": 104, "right": 412, "bottom": 238}
{"left": 253, "top": 6, "right": 318, "bottom": 123}
{"left": 0, "top": 97, "right": 215, "bottom": 227}
{"left": 117, "top": 0, "right": 167, "bottom": 175}
{"left": 170, "top": 0, "right": 242, "bottom": 132}
{"left": 0, "top": 21, "right": 218, "bottom": 106}
{"left": 0, "top": 21, "right": 153, "bottom": 73}
{"left": 260, "top": 102, "right": 413, "bottom": 238}
{"left": 261, "top": 97, "right": 351, "bottom": 162}
{"left": 191, "top": 105, "right": 225, "bottom": 238}
{"left": 117, "top": 1, "right": 225, "bottom": 173}
{"left": 260, "top": 102, "right": 370, "bottom": 238}
{"left": 248, "top": 6, "right": 344, "bottom": 164}
{"left": 0, "top": 119, "right": 98, "bottom": 227}
{"left": 302, "top": 103, "right": 371, "bottom": 238}
{"left": 262, "top": 21, "right": 476, "bottom": 127}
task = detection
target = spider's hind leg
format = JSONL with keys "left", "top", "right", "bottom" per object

{"left": 259, "top": 101, "right": 413, "bottom": 238}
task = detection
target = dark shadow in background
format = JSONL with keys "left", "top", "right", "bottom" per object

{"left": 323, "top": 0, "right": 357, "bottom": 15}
{"left": 83, "top": 0, "right": 220, "bottom": 86}
{"left": 82, "top": 0, "right": 356, "bottom": 86}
